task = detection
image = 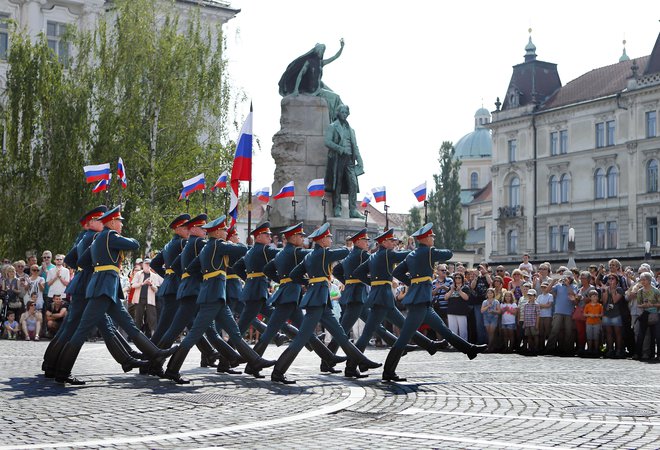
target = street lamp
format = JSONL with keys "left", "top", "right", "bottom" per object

{"left": 645, "top": 241, "right": 651, "bottom": 262}
{"left": 567, "top": 227, "right": 576, "bottom": 269}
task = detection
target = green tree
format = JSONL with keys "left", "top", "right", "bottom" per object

{"left": 405, "top": 206, "right": 423, "bottom": 236}
{"left": 428, "top": 141, "right": 466, "bottom": 250}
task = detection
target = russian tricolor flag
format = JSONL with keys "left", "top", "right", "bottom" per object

{"left": 255, "top": 186, "right": 270, "bottom": 203}
{"left": 92, "top": 174, "right": 111, "bottom": 193}
{"left": 306, "top": 178, "right": 325, "bottom": 197}
{"left": 231, "top": 106, "right": 253, "bottom": 183}
{"left": 211, "top": 171, "right": 228, "bottom": 191}
{"left": 179, "top": 173, "right": 205, "bottom": 200}
{"left": 371, "top": 186, "right": 386, "bottom": 203}
{"left": 360, "top": 194, "right": 372, "bottom": 208}
{"left": 412, "top": 181, "right": 427, "bottom": 202}
{"left": 273, "top": 181, "right": 295, "bottom": 200}
{"left": 84, "top": 163, "right": 111, "bottom": 183}
{"left": 117, "top": 158, "right": 127, "bottom": 189}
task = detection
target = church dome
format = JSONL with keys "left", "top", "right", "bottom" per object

{"left": 454, "top": 108, "right": 492, "bottom": 160}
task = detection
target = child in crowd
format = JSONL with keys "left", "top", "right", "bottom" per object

{"left": 3, "top": 312, "right": 20, "bottom": 339}
{"left": 517, "top": 283, "right": 532, "bottom": 351}
{"left": 500, "top": 291, "right": 518, "bottom": 352}
{"left": 523, "top": 289, "right": 541, "bottom": 354}
{"left": 536, "top": 282, "right": 554, "bottom": 351}
{"left": 583, "top": 289, "right": 603, "bottom": 356}
{"left": 480, "top": 287, "right": 501, "bottom": 352}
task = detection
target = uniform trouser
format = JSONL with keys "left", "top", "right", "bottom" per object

{"left": 470, "top": 305, "right": 488, "bottom": 345}
{"left": 43, "top": 295, "right": 117, "bottom": 371}
{"left": 279, "top": 304, "right": 353, "bottom": 364}
{"left": 393, "top": 303, "right": 472, "bottom": 352}
{"left": 335, "top": 303, "right": 395, "bottom": 343}
{"left": 237, "top": 300, "right": 274, "bottom": 335}
{"left": 257, "top": 303, "right": 304, "bottom": 346}
{"left": 151, "top": 294, "right": 178, "bottom": 345}
{"left": 157, "top": 296, "right": 198, "bottom": 349}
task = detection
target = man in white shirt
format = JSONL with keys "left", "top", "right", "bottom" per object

{"left": 46, "top": 254, "right": 70, "bottom": 303}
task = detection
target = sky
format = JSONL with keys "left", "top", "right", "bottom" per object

{"left": 224, "top": 0, "right": 660, "bottom": 213}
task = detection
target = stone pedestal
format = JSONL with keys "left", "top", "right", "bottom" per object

{"left": 270, "top": 95, "right": 367, "bottom": 238}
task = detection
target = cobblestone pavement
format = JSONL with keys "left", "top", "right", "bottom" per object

{"left": 1, "top": 340, "right": 659, "bottom": 449}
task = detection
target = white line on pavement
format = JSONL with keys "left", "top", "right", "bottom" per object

{"left": 0, "top": 386, "right": 366, "bottom": 450}
{"left": 333, "top": 427, "right": 575, "bottom": 450}
{"left": 416, "top": 393, "right": 660, "bottom": 403}
{"left": 398, "top": 407, "right": 660, "bottom": 426}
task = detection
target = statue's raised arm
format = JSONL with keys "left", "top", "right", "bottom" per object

{"left": 322, "top": 38, "right": 344, "bottom": 66}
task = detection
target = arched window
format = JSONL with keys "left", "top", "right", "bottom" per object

{"left": 549, "top": 175, "right": 558, "bottom": 204}
{"left": 607, "top": 166, "right": 618, "bottom": 198}
{"left": 648, "top": 159, "right": 659, "bottom": 193}
{"left": 594, "top": 168, "right": 605, "bottom": 199}
{"left": 470, "top": 172, "right": 479, "bottom": 189}
{"left": 507, "top": 229, "right": 518, "bottom": 255}
{"left": 560, "top": 174, "right": 570, "bottom": 203}
{"left": 509, "top": 176, "right": 520, "bottom": 207}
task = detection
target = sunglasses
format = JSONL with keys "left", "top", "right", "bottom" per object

{"left": 31, "top": 268, "right": 39, "bottom": 272}
{"left": 43, "top": 256, "right": 51, "bottom": 259}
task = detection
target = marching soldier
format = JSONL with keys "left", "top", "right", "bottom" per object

{"left": 43, "top": 206, "right": 147, "bottom": 381}
{"left": 163, "top": 216, "right": 275, "bottom": 384}
{"left": 384, "top": 223, "right": 487, "bottom": 382}
{"left": 53, "top": 206, "right": 177, "bottom": 385}
{"left": 245, "top": 223, "right": 346, "bottom": 378}
{"left": 271, "top": 223, "right": 381, "bottom": 384}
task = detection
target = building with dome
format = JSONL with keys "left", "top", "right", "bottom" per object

{"left": 454, "top": 107, "right": 493, "bottom": 260}
{"left": 489, "top": 31, "right": 660, "bottom": 266}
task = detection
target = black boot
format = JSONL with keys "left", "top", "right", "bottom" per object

{"left": 244, "top": 340, "right": 268, "bottom": 378}
{"left": 382, "top": 347, "right": 407, "bottom": 382}
{"left": 340, "top": 340, "right": 382, "bottom": 370}
{"left": 43, "top": 337, "right": 65, "bottom": 378}
{"left": 274, "top": 333, "right": 289, "bottom": 347}
{"left": 309, "top": 335, "right": 348, "bottom": 367}
{"left": 54, "top": 342, "right": 86, "bottom": 385}
{"left": 344, "top": 356, "right": 368, "bottom": 378}
{"left": 233, "top": 339, "right": 276, "bottom": 372}
{"left": 196, "top": 336, "right": 219, "bottom": 368}
{"left": 271, "top": 347, "right": 298, "bottom": 384}
{"left": 115, "top": 332, "right": 146, "bottom": 360}
{"left": 280, "top": 321, "right": 313, "bottom": 352}
{"left": 467, "top": 344, "right": 488, "bottom": 360}
{"left": 412, "top": 330, "right": 447, "bottom": 355}
{"left": 320, "top": 361, "right": 342, "bottom": 374}
{"left": 207, "top": 332, "right": 243, "bottom": 367}
{"left": 132, "top": 333, "right": 178, "bottom": 361}
{"left": 163, "top": 347, "right": 192, "bottom": 384}
{"left": 216, "top": 359, "right": 242, "bottom": 374}
{"left": 105, "top": 335, "right": 150, "bottom": 373}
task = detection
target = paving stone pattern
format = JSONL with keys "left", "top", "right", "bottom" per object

{"left": 1, "top": 341, "right": 659, "bottom": 449}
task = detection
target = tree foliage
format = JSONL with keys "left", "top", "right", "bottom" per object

{"left": 0, "top": 0, "right": 236, "bottom": 258}
{"left": 428, "top": 141, "right": 466, "bottom": 250}
{"left": 405, "top": 206, "right": 423, "bottom": 236}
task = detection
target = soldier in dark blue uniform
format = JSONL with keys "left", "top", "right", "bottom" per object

{"left": 384, "top": 223, "right": 487, "bottom": 382}
{"left": 53, "top": 207, "right": 177, "bottom": 385}
{"left": 149, "top": 213, "right": 190, "bottom": 346}
{"left": 244, "top": 223, "right": 346, "bottom": 378}
{"left": 325, "top": 228, "right": 403, "bottom": 374}
{"left": 345, "top": 228, "right": 449, "bottom": 378}
{"left": 163, "top": 216, "right": 275, "bottom": 384}
{"left": 225, "top": 225, "right": 243, "bottom": 316}
{"left": 271, "top": 223, "right": 381, "bottom": 384}
{"left": 42, "top": 206, "right": 147, "bottom": 381}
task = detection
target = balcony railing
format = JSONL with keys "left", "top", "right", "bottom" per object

{"left": 497, "top": 205, "right": 524, "bottom": 219}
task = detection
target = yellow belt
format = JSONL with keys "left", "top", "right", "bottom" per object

{"left": 181, "top": 272, "right": 190, "bottom": 279}
{"left": 165, "top": 269, "right": 175, "bottom": 275}
{"left": 371, "top": 280, "right": 392, "bottom": 287}
{"left": 279, "top": 277, "right": 293, "bottom": 284}
{"left": 345, "top": 279, "right": 362, "bottom": 285}
{"left": 226, "top": 274, "right": 239, "bottom": 280}
{"left": 411, "top": 276, "right": 433, "bottom": 284}
{"left": 309, "top": 276, "right": 330, "bottom": 284}
{"left": 77, "top": 267, "right": 83, "bottom": 272}
{"left": 203, "top": 270, "right": 226, "bottom": 280}
{"left": 247, "top": 272, "right": 265, "bottom": 279}
{"left": 94, "top": 265, "right": 120, "bottom": 273}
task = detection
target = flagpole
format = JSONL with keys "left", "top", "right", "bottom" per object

{"left": 224, "top": 190, "right": 229, "bottom": 217}
{"left": 364, "top": 208, "right": 369, "bottom": 227}
{"left": 185, "top": 197, "right": 190, "bottom": 214}
{"left": 424, "top": 200, "right": 428, "bottom": 224}
{"left": 292, "top": 198, "right": 297, "bottom": 223}
{"left": 384, "top": 203, "right": 389, "bottom": 230}
{"left": 321, "top": 196, "right": 327, "bottom": 223}
{"left": 266, "top": 203, "right": 271, "bottom": 221}
{"left": 247, "top": 180, "right": 252, "bottom": 236}
{"left": 203, "top": 189, "right": 207, "bottom": 214}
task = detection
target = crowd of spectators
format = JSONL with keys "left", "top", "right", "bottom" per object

{"left": 2, "top": 245, "right": 659, "bottom": 364}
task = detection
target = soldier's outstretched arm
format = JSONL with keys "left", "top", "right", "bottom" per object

{"left": 171, "top": 254, "right": 183, "bottom": 276}
{"left": 332, "top": 263, "right": 346, "bottom": 284}
{"left": 225, "top": 242, "right": 248, "bottom": 264}
{"left": 389, "top": 249, "right": 411, "bottom": 265}
{"left": 63, "top": 245, "right": 78, "bottom": 269}
{"left": 187, "top": 255, "right": 201, "bottom": 275}
{"left": 263, "top": 259, "right": 279, "bottom": 283}
{"left": 109, "top": 232, "right": 140, "bottom": 251}
{"left": 327, "top": 247, "right": 350, "bottom": 264}
{"left": 353, "top": 259, "right": 371, "bottom": 285}
{"left": 232, "top": 257, "right": 247, "bottom": 280}
{"left": 432, "top": 248, "right": 453, "bottom": 264}
{"left": 392, "top": 260, "right": 412, "bottom": 287}
{"left": 289, "top": 260, "right": 308, "bottom": 285}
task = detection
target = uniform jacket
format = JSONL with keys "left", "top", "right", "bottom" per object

{"left": 234, "top": 243, "right": 279, "bottom": 303}
{"left": 195, "top": 238, "right": 247, "bottom": 304}
{"left": 392, "top": 244, "right": 453, "bottom": 305}
{"left": 332, "top": 247, "right": 369, "bottom": 305}
{"left": 63, "top": 230, "right": 93, "bottom": 297}
{"left": 151, "top": 234, "right": 186, "bottom": 298}
{"left": 84, "top": 228, "right": 140, "bottom": 303}
{"left": 264, "top": 243, "right": 311, "bottom": 306}
{"left": 174, "top": 236, "right": 206, "bottom": 300}
{"left": 290, "top": 245, "right": 349, "bottom": 308}
{"left": 225, "top": 265, "right": 243, "bottom": 301}
{"left": 353, "top": 247, "right": 409, "bottom": 309}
